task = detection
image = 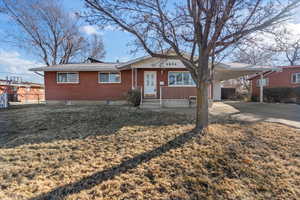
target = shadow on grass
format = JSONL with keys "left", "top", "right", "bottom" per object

{"left": 30, "top": 130, "right": 201, "bottom": 200}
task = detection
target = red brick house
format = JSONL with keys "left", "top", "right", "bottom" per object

{"left": 30, "top": 55, "right": 275, "bottom": 107}
{"left": 249, "top": 66, "right": 300, "bottom": 99}
{"left": 0, "top": 79, "right": 45, "bottom": 103}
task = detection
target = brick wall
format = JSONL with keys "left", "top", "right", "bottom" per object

{"left": 135, "top": 68, "right": 211, "bottom": 99}
{"left": 251, "top": 67, "right": 300, "bottom": 97}
{"left": 135, "top": 68, "right": 192, "bottom": 98}
{"left": 45, "top": 71, "right": 132, "bottom": 101}
{"left": 44, "top": 69, "right": 212, "bottom": 101}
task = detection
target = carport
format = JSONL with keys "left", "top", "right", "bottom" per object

{"left": 213, "top": 63, "right": 280, "bottom": 102}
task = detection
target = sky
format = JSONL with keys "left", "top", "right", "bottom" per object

{"left": 0, "top": 0, "right": 139, "bottom": 83}
{"left": 1, "top": 0, "right": 300, "bottom": 83}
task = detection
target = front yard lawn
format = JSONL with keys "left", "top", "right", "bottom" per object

{"left": 0, "top": 105, "right": 299, "bottom": 200}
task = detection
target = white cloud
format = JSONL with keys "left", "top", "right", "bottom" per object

{"left": 0, "top": 50, "right": 43, "bottom": 83}
{"left": 282, "top": 23, "right": 300, "bottom": 37}
{"left": 249, "top": 22, "right": 300, "bottom": 47}
{"left": 80, "top": 25, "right": 103, "bottom": 35}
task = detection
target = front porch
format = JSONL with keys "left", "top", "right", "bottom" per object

{"left": 117, "top": 56, "right": 279, "bottom": 107}
{"left": 130, "top": 68, "right": 214, "bottom": 107}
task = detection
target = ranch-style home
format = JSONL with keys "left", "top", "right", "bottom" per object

{"left": 248, "top": 65, "right": 300, "bottom": 103}
{"left": 249, "top": 66, "right": 300, "bottom": 97}
{"left": 29, "top": 54, "right": 276, "bottom": 107}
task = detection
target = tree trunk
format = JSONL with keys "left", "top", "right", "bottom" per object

{"left": 195, "top": 82, "right": 209, "bottom": 132}
{"left": 194, "top": 54, "right": 210, "bottom": 132}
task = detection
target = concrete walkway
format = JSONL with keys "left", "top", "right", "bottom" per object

{"left": 149, "top": 101, "right": 300, "bottom": 129}
{"left": 219, "top": 101, "right": 300, "bottom": 129}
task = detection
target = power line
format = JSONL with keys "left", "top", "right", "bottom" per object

{"left": 0, "top": 71, "right": 39, "bottom": 75}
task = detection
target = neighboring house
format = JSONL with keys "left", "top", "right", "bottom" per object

{"left": 221, "top": 77, "right": 249, "bottom": 93}
{"left": 249, "top": 66, "right": 300, "bottom": 99}
{"left": 0, "top": 79, "right": 45, "bottom": 103}
{"left": 220, "top": 76, "right": 250, "bottom": 100}
{"left": 29, "top": 54, "right": 275, "bottom": 107}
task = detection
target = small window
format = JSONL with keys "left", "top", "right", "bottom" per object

{"left": 168, "top": 72, "right": 195, "bottom": 86}
{"left": 292, "top": 73, "right": 300, "bottom": 83}
{"left": 99, "top": 72, "right": 121, "bottom": 83}
{"left": 256, "top": 78, "right": 269, "bottom": 87}
{"left": 57, "top": 72, "right": 79, "bottom": 83}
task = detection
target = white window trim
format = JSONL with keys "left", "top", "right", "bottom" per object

{"left": 98, "top": 72, "right": 121, "bottom": 83}
{"left": 56, "top": 72, "right": 79, "bottom": 84}
{"left": 168, "top": 71, "right": 196, "bottom": 87}
{"left": 291, "top": 72, "right": 300, "bottom": 84}
{"left": 256, "top": 78, "right": 269, "bottom": 87}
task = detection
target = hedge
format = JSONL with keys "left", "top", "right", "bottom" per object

{"left": 261, "top": 87, "right": 300, "bottom": 102}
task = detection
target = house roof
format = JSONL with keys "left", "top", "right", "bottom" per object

{"left": 246, "top": 65, "right": 300, "bottom": 80}
{"left": 213, "top": 62, "right": 280, "bottom": 81}
{"left": 117, "top": 55, "right": 152, "bottom": 69}
{"left": 276, "top": 65, "right": 300, "bottom": 69}
{"left": 247, "top": 71, "right": 274, "bottom": 80}
{"left": 29, "top": 63, "right": 120, "bottom": 72}
{"left": 29, "top": 56, "right": 279, "bottom": 81}
{"left": 221, "top": 62, "right": 275, "bottom": 70}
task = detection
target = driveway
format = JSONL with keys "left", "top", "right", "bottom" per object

{"left": 211, "top": 101, "right": 300, "bottom": 129}
{"left": 153, "top": 101, "right": 300, "bottom": 129}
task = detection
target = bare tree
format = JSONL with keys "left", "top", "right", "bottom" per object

{"left": 228, "top": 43, "right": 274, "bottom": 94}
{"left": 271, "top": 27, "right": 300, "bottom": 65}
{"left": 82, "top": 34, "right": 106, "bottom": 60}
{"left": 84, "top": 0, "right": 299, "bottom": 131}
{"left": 1, "top": 0, "right": 105, "bottom": 66}
{"left": 232, "top": 41, "right": 275, "bottom": 66}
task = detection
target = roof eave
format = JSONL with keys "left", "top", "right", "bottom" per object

{"left": 29, "top": 67, "right": 119, "bottom": 72}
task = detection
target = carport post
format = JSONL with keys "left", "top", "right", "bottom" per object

{"left": 260, "top": 73, "right": 263, "bottom": 103}
{"left": 160, "top": 86, "right": 162, "bottom": 107}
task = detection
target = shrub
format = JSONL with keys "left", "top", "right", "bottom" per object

{"left": 126, "top": 89, "right": 141, "bottom": 107}
{"left": 263, "top": 87, "right": 300, "bottom": 102}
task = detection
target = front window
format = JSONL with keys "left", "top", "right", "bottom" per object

{"left": 256, "top": 78, "right": 269, "bottom": 87}
{"left": 57, "top": 72, "right": 79, "bottom": 83}
{"left": 99, "top": 72, "right": 121, "bottom": 83}
{"left": 168, "top": 72, "right": 195, "bottom": 86}
{"left": 292, "top": 73, "right": 300, "bottom": 83}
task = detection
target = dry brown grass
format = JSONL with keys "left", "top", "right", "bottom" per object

{"left": 0, "top": 105, "right": 299, "bottom": 200}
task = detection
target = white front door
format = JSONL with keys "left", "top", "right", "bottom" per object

{"left": 144, "top": 71, "right": 157, "bottom": 97}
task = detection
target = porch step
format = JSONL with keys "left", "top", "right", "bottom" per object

{"left": 140, "top": 99, "right": 161, "bottom": 108}
{"left": 142, "top": 99, "right": 160, "bottom": 102}
{"left": 140, "top": 104, "right": 161, "bottom": 109}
